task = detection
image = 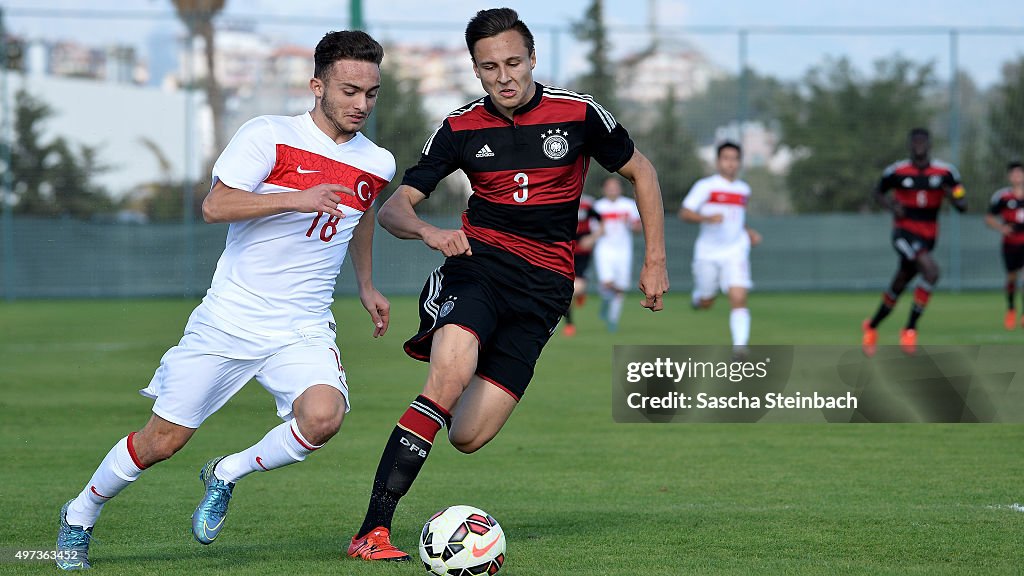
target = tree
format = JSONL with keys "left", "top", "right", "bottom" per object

{"left": 988, "top": 56, "right": 1024, "bottom": 169}
{"left": 572, "top": 0, "right": 618, "bottom": 198}
{"left": 680, "top": 69, "right": 789, "bottom": 143}
{"left": 6, "top": 90, "right": 112, "bottom": 218}
{"left": 374, "top": 62, "right": 431, "bottom": 205}
{"left": 572, "top": 0, "right": 616, "bottom": 114}
{"left": 948, "top": 70, "right": 999, "bottom": 207}
{"left": 635, "top": 86, "right": 704, "bottom": 208}
{"left": 778, "top": 56, "right": 937, "bottom": 212}
{"left": 170, "top": 0, "right": 227, "bottom": 151}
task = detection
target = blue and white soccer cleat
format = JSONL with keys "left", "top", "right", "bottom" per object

{"left": 191, "top": 457, "right": 234, "bottom": 545}
{"left": 56, "top": 500, "right": 93, "bottom": 570}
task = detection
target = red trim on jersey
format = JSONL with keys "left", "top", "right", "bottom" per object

{"left": 126, "top": 432, "right": 147, "bottom": 470}
{"left": 289, "top": 422, "right": 318, "bottom": 451}
{"left": 448, "top": 108, "right": 509, "bottom": 132}
{"left": 895, "top": 219, "right": 938, "bottom": 240}
{"left": 708, "top": 191, "right": 748, "bottom": 206}
{"left": 264, "top": 144, "right": 388, "bottom": 212}
{"left": 894, "top": 189, "right": 944, "bottom": 209}
{"left": 891, "top": 164, "right": 953, "bottom": 178}
{"left": 462, "top": 215, "right": 574, "bottom": 279}
{"left": 600, "top": 212, "right": 630, "bottom": 221}
{"left": 447, "top": 96, "right": 587, "bottom": 132}
{"left": 476, "top": 373, "right": 521, "bottom": 402}
{"left": 467, "top": 160, "right": 586, "bottom": 206}
{"left": 513, "top": 97, "right": 587, "bottom": 126}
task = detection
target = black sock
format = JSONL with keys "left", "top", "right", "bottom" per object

{"left": 1007, "top": 280, "right": 1016, "bottom": 311}
{"left": 565, "top": 306, "right": 573, "bottom": 326}
{"left": 869, "top": 290, "right": 898, "bottom": 328}
{"left": 907, "top": 304, "right": 924, "bottom": 330}
{"left": 357, "top": 395, "right": 451, "bottom": 538}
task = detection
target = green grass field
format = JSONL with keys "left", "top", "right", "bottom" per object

{"left": 1, "top": 293, "right": 1022, "bottom": 575}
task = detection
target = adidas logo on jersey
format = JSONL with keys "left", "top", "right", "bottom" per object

{"left": 475, "top": 144, "right": 495, "bottom": 158}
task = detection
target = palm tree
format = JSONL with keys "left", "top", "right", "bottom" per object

{"left": 170, "top": 0, "right": 227, "bottom": 151}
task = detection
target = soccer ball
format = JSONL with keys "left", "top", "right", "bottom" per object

{"left": 419, "top": 505, "right": 506, "bottom": 576}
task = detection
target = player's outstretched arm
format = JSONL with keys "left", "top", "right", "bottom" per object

{"left": 680, "top": 208, "right": 722, "bottom": 224}
{"left": 377, "top": 185, "right": 472, "bottom": 257}
{"left": 872, "top": 183, "right": 904, "bottom": 218}
{"left": 350, "top": 205, "right": 389, "bottom": 338}
{"left": 617, "top": 149, "right": 669, "bottom": 311}
{"left": 202, "top": 180, "right": 352, "bottom": 223}
{"left": 984, "top": 213, "right": 1012, "bottom": 236}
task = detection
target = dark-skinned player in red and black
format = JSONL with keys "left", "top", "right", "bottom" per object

{"left": 862, "top": 128, "right": 966, "bottom": 356}
{"left": 346, "top": 7, "right": 669, "bottom": 562}
{"left": 985, "top": 160, "right": 1024, "bottom": 330}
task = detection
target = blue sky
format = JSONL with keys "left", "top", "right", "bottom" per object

{"left": 3, "top": 0, "right": 1023, "bottom": 85}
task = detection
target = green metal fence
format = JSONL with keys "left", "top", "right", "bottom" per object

{"left": 1, "top": 7, "right": 1023, "bottom": 299}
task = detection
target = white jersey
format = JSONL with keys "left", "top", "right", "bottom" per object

{"left": 201, "top": 112, "right": 395, "bottom": 336}
{"left": 593, "top": 196, "right": 640, "bottom": 254}
{"left": 682, "top": 174, "right": 751, "bottom": 260}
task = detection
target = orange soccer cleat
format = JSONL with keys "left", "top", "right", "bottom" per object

{"left": 1006, "top": 310, "right": 1017, "bottom": 331}
{"left": 861, "top": 319, "right": 878, "bottom": 357}
{"left": 899, "top": 328, "right": 917, "bottom": 355}
{"left": 347, "top": 527, "right": 410, "bottom": 562}
{"left": 563, "top": 323, "right": 577, "bottom": 337}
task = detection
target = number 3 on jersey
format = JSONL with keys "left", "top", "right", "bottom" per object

{"left": 306, "top": 212, "right": 340, "bottom": 242}
{"left": 514, "top": 172, "right": 529, "bottom": 203}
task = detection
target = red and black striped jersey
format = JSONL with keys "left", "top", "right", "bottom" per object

{"left": 574, "top": 194, "right": 598, "bottom": 255}
{"left": 989, "top": 188, "right": 1024, "bottom": 245}
{"left": 877, "top": 159, "right": 965, "bottom": 240}
{"left": 402, "top": 83, "right": 635, "bottom": 281}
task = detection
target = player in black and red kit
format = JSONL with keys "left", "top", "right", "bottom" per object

{"left": 862, "top": 128, "right": 966, "bottom": 356}
{"left": 985, "top": 161, "right": 1024, "bottom": 329}
{"left": 563, "top": 193, "right": 599, "bottom": 337}
{"left": 347, "top": 8, "right": 669, "bottom": 561}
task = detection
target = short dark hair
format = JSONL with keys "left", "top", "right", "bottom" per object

{"left": 909, "top": 127, "right": 931, "bottom": 140}
{"left": 717, "top": 141, "right": 742, "bottom": 158}
{"left": 465, "top": 8, "right": 535, "bottom": 60}
{"left": 314, "top": 30, "right": 383, "bottom": 79}
{"left": 1009, "top": 160, "right": 1024, "bottom": 172}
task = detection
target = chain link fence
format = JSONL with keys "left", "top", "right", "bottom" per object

{"left": 2, "top": 7, "right": 1024, "bottom": 299}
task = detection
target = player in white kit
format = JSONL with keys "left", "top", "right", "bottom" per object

{"left": 54, "top": 31, "right": 396, "bottom": 570}
{"left": 680, "top": 142, "right": 761, "bottom": 356}
{"left": 593, "top": 176, "right": 642, "bottom": 332}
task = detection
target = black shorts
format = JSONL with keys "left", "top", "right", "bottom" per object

{"left": 892, "top": 229, "right": 936, "bottom": 262}
{"left": 404, "top": 243, "right": 573, "bottom": 401}
{"left": 1003, "top": 244, "right": 1024, "bottom": 272}
{"left": 574, "top": 252, "right": 592, "bottom": 277}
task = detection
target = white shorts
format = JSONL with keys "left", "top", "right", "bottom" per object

{"left": 692, "top": 256, "right": 752, "bottom": 300}
{"left": 595, "top": 249, "right": 633, "bottom": 291}
{"left": 139, "top": 308, "right": 350, "bottom": 429}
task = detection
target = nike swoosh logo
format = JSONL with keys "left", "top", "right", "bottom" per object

{"left": 296, "top": 166, "right": 320, "bottom": 174}
{"left": 471, "top": 535, "right": 500, "bottom": 557}
{"left": 200, "top": 517, "right": 225, "bottom": 540}
{"left": 256, "top": 456, "right": 269, "bottom": 471}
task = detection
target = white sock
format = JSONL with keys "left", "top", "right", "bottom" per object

{"left": 609, "top": 293, "right": 625, "bottom": 324}
{"left": 215, "top": 420, "right": 321, "bottom": 484}
{"left": 66, "top": 434, "right": 144, "bottom": 528}
{"left": 730, "top": 307, "right": 751, "bottom": 346}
